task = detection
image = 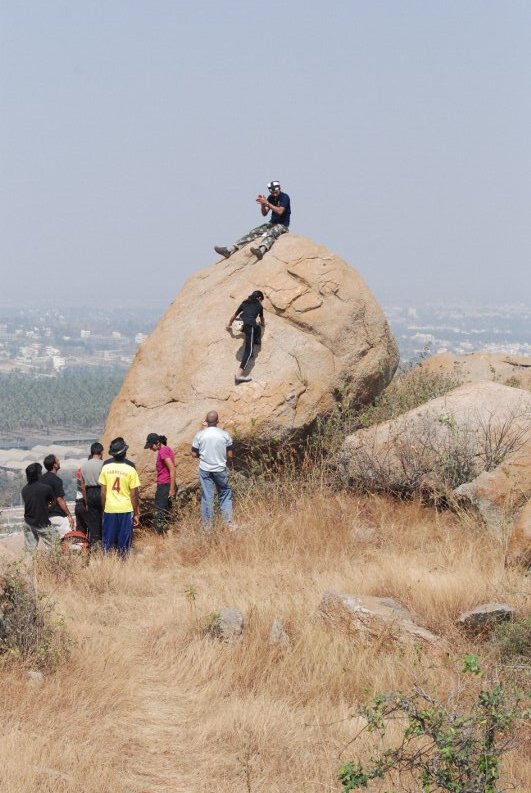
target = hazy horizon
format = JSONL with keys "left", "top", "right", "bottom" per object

{"left": 2, "top": 2, "right": 531, "bottom": 308}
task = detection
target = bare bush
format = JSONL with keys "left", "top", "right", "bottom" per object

{"left": 337, "top": 404, "right": 530, "bottom": 502}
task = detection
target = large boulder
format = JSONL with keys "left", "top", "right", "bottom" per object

{"left": 103, "top": 234, "right": 398, "bottom": 493}
{"left": 415, "top": 352, "right": 531, "bottom": 391}
{"left": 336, "top": 382, "right": 531, "bottom": 503}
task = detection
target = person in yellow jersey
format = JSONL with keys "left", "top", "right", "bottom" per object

{"left": 98, "top": 437, "right": 140, "bottom": 556}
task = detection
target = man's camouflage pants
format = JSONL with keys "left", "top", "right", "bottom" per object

{"left": 234, "top": 222, "right": 288, "bottom": 253}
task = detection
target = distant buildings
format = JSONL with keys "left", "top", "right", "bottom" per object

{"left": 0, "top": 308, "right": 154, "bottom": 375}
{"left": 385, "top": 303, "right": 531, "bottom": 361}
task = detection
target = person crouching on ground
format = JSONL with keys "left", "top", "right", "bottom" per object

{"left": 98, "top": 437, "right": 140, "bottom": 557}
{"left": 144, "top": 432, "right": 176, "bottom": 534}
{"left": 227, "top": 290, "right": 265, "bottom": 384}
{"left": 191, "top": 411, "right": 234, "bottom": 531}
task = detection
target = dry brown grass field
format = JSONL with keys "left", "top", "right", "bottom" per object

{"left": 1, "top": 488, "right": 529, "bottom": 792}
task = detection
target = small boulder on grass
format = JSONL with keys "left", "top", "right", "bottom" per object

{"left": 26, "top": 669, "right": 45, "bottom": 685}
{"left": 319, "top": 591, "right": 440, "bottom": 646}
{"left": 269, "top": 619, "right": 290, "bottom": 648}
{"left": 457, "top": 603, "right": 515, "bottom": 633}
{"left": 206, "top": 607, "right": 244, "bottom": 641}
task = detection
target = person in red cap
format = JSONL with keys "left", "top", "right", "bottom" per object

{"left": 214, "top": 180, "right": 291, "bottom": 261}
{"left": 144, "top": 433, "right": 176, "bottom": 534}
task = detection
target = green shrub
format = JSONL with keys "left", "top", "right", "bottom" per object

{"left": 492, "top": 616, "right": 531, "bottom": 665}
{"left": 357, "top": 361, "right": 463, "bottom": 429}
{"left": 0, "top": 562, "right": 71, "bottom": 669}
{"left": 339, "top": 659, "right": 527, "bottom": 793}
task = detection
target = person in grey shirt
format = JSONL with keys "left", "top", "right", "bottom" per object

{"left": 191, "top": 411, "right": 234, "bottom": 530}
{"left": 80, "top": 442, "right": 104, "bottom": 548}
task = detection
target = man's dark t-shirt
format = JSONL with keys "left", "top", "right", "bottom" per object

{"left": 21, "top": 481, "right": 54, "bottom": 528}
{"left": 269, "top": 191, "right": 291, "bottom": 227}
{"left": 40, "top": 471, "right": 67, "bottom": 517}
{"left": 235, "top": 299, "right": 264, "bottom": 326}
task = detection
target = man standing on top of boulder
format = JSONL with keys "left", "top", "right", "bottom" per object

{"left": 215, "top": 180, "right": 291, "bottom": 261}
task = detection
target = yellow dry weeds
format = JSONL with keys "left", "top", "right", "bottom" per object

{"left": 0, "top": 491, "right": 529, "bottom": 792}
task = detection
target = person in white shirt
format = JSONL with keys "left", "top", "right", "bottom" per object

{"left": 191, "top": 411, "right": 234, "bottom": 530}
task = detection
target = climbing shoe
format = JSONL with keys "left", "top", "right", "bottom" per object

{"left": 250, "top": 246, "right": 264, "bottom": 260}
{"left": 215, "top": 246, "right": 232, "bottom": 259}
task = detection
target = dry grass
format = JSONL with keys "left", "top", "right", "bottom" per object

{"left": 0, "top": 489, "right": 529, "bottom": 792}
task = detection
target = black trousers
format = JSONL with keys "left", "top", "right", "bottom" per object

{"left": 75, "top": 498, "right": 88, "bottom": 533}
{"left": 241, "top": 323, "right": 261, "bottom": 370}
{"left": 154, "top": 483, "right": 171, "bottom": 534}
{"left": 85, "top": 486, "right": 103, "bottom": 546}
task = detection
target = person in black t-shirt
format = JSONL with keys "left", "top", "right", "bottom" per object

{"left": 41, "top": 454, "right": 75, "bottom": 538}
{"left": 215, "top": 180, "right": 291, "bottom": 261}
{"left": 227, "top": 290, "right": 265, "bottom": 383}
{"left": 21, "top": 462, "right": 57, "bottom": 552}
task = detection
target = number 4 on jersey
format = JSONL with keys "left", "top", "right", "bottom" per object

{"left": 112, "top": 476, "right": 121, "bottom": 493}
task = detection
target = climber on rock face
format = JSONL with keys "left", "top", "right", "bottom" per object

{"left": 227, "top": 290, "right": 265, "bottom": 384}
{"left": 214, "top": 180, "right": 291, "bottom": 261}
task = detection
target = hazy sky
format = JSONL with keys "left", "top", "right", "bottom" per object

{"left": 2, "top": 1, "right": 530, "bottom": 308}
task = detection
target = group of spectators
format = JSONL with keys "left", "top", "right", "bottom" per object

{"left": 21, "top": 410, "right": 235, "bottom": 557}
{"left": 21, "top": 438, "right": 140, "bottom": 557}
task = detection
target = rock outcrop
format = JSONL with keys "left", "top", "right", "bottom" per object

{"left": 337, "top": 382, "right": 531, "bottom": 502}
{"left": 103, "top": 234, "right": 398, "bottom": 492}
{"left": 337, "top": 381, "right": 531, "bottom": 559}
{"left": 454, "top": 436, "right": 531, "bottom": 543}
{"left": 416, "top": 352, "right": 531, "bottom": 391}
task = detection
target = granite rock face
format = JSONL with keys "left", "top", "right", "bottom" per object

{"left": 103, "top": 234, "right": 399, "bottom": 492}
{"left": 454, "top": 436, "right": 531, "bottom": 546}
